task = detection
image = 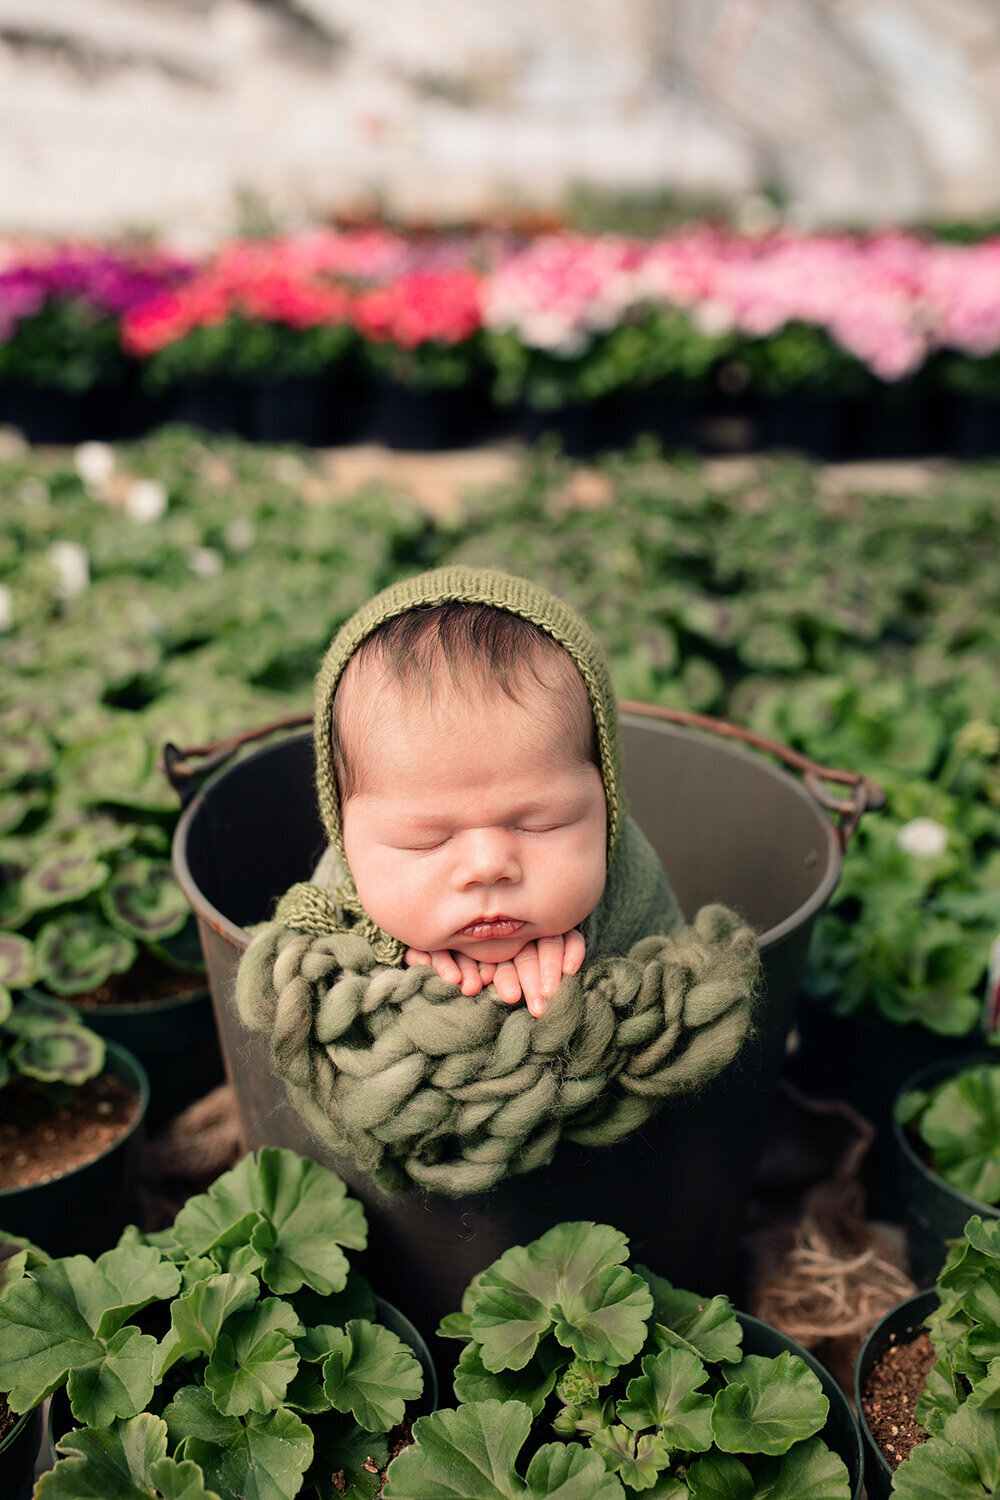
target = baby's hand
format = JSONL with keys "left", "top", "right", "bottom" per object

{"left": 404, "top": 947, "right": 495, "bottom": 997}
{"left": 493, "top": 931, "right": 585, "bottom": 1017}
{"left": 403, "top": 931, "right": 585, "bottom": 1015}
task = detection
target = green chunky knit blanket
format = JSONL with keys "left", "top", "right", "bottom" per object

{"left": 233, "top": 567, "right": 761, "bottom": 1196}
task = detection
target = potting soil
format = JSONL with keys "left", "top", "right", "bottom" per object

{"left": 0, "top": 1073, "right": 138, "bottom": 1190}
{"left": 861, "top": 1330, "right": 934, "bottom": 1468}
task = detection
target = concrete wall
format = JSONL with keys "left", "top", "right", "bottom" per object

{"left": 1, "top": 0, "right": 999, "bottom": 240}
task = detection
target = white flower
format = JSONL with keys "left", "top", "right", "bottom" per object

{"left": 74, "top": 441, "right": 115, "bottom": 490}
{"left": 46, "top": 540, "right": 90, "bottom": 600}
{"left": 125, "top": 478, "right": 168, "bottom": 523}
{"left": 188, "top": 546, "right": 224, "bottom": 578}
{"left": 0, "top": 584, "right": 12, "bottom": 631}
{"left": 896, "top": 818, "right": 949, "bottom": 858}
{"left": 224, "top": 517, "right": 256, "bottom": 552}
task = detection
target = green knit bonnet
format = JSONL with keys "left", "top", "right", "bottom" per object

{"left": 313, "top": 565, "right": 625, "bottom": 876}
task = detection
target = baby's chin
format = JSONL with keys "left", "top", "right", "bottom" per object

{"left": 450, "top": 933, "right": 537, "bottom": 964}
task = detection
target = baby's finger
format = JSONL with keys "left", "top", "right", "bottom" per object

{"left": 429, "top": 949, "right": 464, "bottom": 985}
{"left": 492, "top": 961, "right": 523, "bottom": 1005}
{"left": 535, "top": 935, "right": 565, "bottom": 998}
{"left": 512, "top": 944, "right": 542, "bottom": 1011}
{"left": 477, "top": 962, "right": 497, "bottom": 985}
{"left": 562, "top": 929, "right": 586, "bottom": 974}
{"left": 454, "top": 952, "right": 484, "bottom": 995}
{"left": 404, "top": 949, "right": 432, "bottom": 969}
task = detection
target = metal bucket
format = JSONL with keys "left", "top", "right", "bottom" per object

{"left": 169, "top": 704, "right": 881, "bottom": 1339}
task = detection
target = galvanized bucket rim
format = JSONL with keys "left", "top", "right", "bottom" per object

{"left": 172, "top": 717, "right": 844, "bottom": 959}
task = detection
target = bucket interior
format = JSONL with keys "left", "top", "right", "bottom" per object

{"left": 179, "top": 718, "right": 840, "bottom": 951}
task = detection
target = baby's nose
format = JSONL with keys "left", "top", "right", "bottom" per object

{"left": 452, "top": 829, "right": 521, "bottom": 887}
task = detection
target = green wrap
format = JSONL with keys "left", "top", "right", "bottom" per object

{"left": 234, "top": 567, "right": 761, "bottom": 1195}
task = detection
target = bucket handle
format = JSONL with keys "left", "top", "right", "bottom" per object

{"left": 618, "top": 700, "right": 885, "bottom": 851}
{"left": 162, "top": 703, "right": 885, "bottom": 851}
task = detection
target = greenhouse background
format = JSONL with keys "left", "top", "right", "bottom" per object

{"left": 2, "top": 5, "right": 1000, "bottom": 1498}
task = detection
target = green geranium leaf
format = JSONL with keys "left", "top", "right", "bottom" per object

{"left": 0, "top": 931, "right": 37, "bottom": 988}
{"left": 22, "top": 848, "right": 110, "bottom": 911}
{"left": 0, "top": 725, "right": 54, "bottom": 787}
{"left": 637, "top": 1269, "right": 743, "bottom": 1364}
{"left": 453, "top": 1336, "right": 562, "bottom": 1414}
{"left": 894, "top": 1404, "right": 1000, "bottom": 1497}
{"left": 61, "top": 726, "right": 152, "bottom": 804}
{"left": 381, "top": 1400, "right": 625, "bottom": 1499}
{"left": 155, "top": 1273, "right": 261, "bottom": 1381}
{"left": 321, "top": 1318, "right": 423, "bottom": 1433}
{"left": 962, "top": 1270, "right": 1000, "bottom": 1364}
{"left": 686, "top": 1453, "right": 755, "bottom": 1498}
{"left": 101, "top": 858, "right": 191, "bottom": 941}
{"left": 181, "top": 1403, "right": 314, "bottom": 1500}
{"left": 591, "top": 1423, "right": 671, "bottom": 1490}
{"left": 711, "top": 1352, "right": 829, "bottom": 1456}
{"left": 470, "top": 1222, "right": 652, "bottom": 1372}
{"left": 617, "top": 1345, "right": 714, "bottom": 1453}
{"left": 968, "top": 1356, "right": 1000, "bottom": 1410}
{"left": 36, "top": 1415, "right": 218, "bottom": 1500}
{"left": 10, "top": 1014, "right": 105, "bottom": 1084}
{"left": 66, "top": 1325, "right": 160, "bottom": 1427}
{"left": 171, "top": 1149, "right": 366, "bottom": 1296}
{"left": 35, "top": 912, "right": 137, "bottom": 995}
{"left": 750, "top": 1436, "right": 851, "bottom": 1498}
{"left": 205, "top": 1297, "right": 303, "bottom": 1417}
{"left": 918, "top": 1066, "right": 1000, "bottom": 1205}
{"left": 0, "top": 1243, "right": 178, "bottom": 1415}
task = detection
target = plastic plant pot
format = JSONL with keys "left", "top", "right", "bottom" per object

{"left": 71, "top": 983, "right": 222, "bottom": 1132}
{"left": 0, "top": 1039, "right": 150, "bottom": 1259}
{"left": 0, "top": 1403, "right": 43, "bottom": 1500}
{"left": 854, "top": 1290, "right": 937, "bottom": 1500}
{"left": 891, "top": 1051, "right": 1000, "bottom": 1287}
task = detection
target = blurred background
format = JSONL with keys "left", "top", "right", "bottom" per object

{"left": 2, "top": 0, "right": 999, "bottom": 240}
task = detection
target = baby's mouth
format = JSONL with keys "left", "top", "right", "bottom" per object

{"left": 456, "top": 917, "right": 525, "bottom": 940}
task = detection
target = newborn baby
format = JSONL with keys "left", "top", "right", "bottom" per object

{"left": 332, "top": 601, "right": 608, "bottom": 1015}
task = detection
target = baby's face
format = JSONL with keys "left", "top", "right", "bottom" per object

{"left": 340, "top": 677, "right": 607, "bottom": 964}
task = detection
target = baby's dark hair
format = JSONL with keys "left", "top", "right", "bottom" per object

{"left": 332, "top": 601, "right": 598, "bottom": 801}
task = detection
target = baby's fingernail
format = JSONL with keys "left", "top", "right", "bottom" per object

{"left": 527, "top": 995, "right": 545, "bottom": 1016}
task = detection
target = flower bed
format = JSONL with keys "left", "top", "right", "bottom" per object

{"left": 2, "top": 226, "right": 1000, "bottom": 451}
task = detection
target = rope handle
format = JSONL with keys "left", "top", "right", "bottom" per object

{"left": 161, "top": 703, "right": 885, "bottom": 849}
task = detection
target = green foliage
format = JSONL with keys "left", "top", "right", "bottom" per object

{"left": 0, "top": 301, "right": 126, "bottom": 393}
{"left": 0, "top": 1148, "right": 424, "bottom": 1500}
{"left": 390, "top": 1221, "right": 849, "bottom": 1499}
{"left": 0, "top": 990, "right": 105, "bottom": 1089}
{"left": 899, "top": 1066, "right": 1000, "bottom": 1206}
{"left": 886, "top": 1216, "right": 1000, "bottom": 1494}
{"left": 141, "top": 318, "right": 355, "bottom": 388}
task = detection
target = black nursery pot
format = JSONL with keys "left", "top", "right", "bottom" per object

{"left": 0, "top": 382, "right": 95, "bottom": 445}
{"left": 72, "top": 984, "right": 223, "bottom": 1132}
{"left": 162, "top": 377, "right": 256, "bottom": 438}
{"left": 602, "top": 385, "right": 701, "bottom": 452}
{"left": 842, "top": 379, "right": 945, "bottom": 458}
{"left": 759, "top": 390, "right": 847, "bottom": 460}
{"left": 250, "top": 365, "right": 373, "bottom": 447}
{"left": 891, "top": 1051, "right": 1000, "bottom": 1287}
{"left": 510, "top": 398, "right": 610, "bottom": 457}
{"left": 0, "top": 1404, "right": 43, "bottom": 1500}
{"left": 740, "top": 1313, "right": 865, "bottom": 1499}
{"left": 947, "top": 393, "right": 1000, "bottom": 459}
{"left": 854, "top": 1290, "right": 937, "bottom": 1500}
{"left": 371, "top": 376, "right": 495, "bottom": 450}
{"left": 0, "top": 1040, "right": 150, "bottom": 1259}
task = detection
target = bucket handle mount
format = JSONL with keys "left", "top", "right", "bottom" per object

{"left": 162, "top": 703, "right": 885, "bottom": 852}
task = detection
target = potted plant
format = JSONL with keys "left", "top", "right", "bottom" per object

{"left": 354, "top": 267, "right": 493, "bottom": 450}
{"left": 856, "top": 1214, "right": 1000, "bottom": 1498}
{"left": 0, "top": 248, "right": 192, "bottom": 444}
{"left": 739, "top": 321, "right": 867, "bottom": 459}
{"left": 0, "top": 986, "right": 149, "bottom": 1257}
{"left": 892, "top": 1054, "right": 1000, "bottom": 1284}
{"left": 0, "top": 1239, "right": 46, "bottom": 1500}
{"left": 0, "top": 1147, "right": 432, "bottom": 1499}
{"left": 121, "top": 242, "right": 364, "bottom": 445}
{"left": 383, "top": 1220, "right": 863, "bottom": 1498}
